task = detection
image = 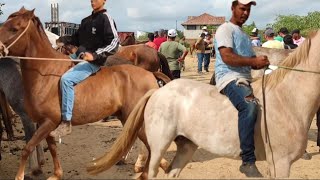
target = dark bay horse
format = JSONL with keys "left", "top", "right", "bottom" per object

{"left": 0, "top": 58, "right": 44, "bottom": 174}
{"left": 0, "top": 8, "right": 170, "bottom": 180}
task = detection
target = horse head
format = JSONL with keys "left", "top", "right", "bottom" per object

{"left": 0, "top": 7, "right": 51, "bottom": 56}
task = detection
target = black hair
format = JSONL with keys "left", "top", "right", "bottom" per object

{"left": 292, "top": 29, "right": 300, "bottom": 35}
{"left": 148, "top": 33, "right": 155, "bottom": 41}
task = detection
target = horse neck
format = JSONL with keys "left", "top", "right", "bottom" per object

{"left": 258, "top": 37, "right": 320, "bottom": 130}
{"left": 20, "top": 26, "right": 71, "bottom": 103}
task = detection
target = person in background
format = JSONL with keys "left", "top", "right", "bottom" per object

{"left": 274, "top": 27, "right": 289, "bottom": 42}
{"left": 154, "top": 31, "right": 159, "bottom": 38}
{"left": 159, "top": 29, "right": 188, "bottom": 79}
{"left": 204, "top": 33, "right": 213, "bottom": 72}
{"left": 145, "top": 33, "right": 158, "bottom": 50}
{"left": 214, "top": 0, "right": 269, "bottom": 177}
{"left": 251, "top": 30, "right": 261, "bottom": 47}
{"left": 283, "top": 35, "right": 298, "bottom": 49}
{"left": 154, "top": 29, "right": 167, "bottom": 50}
{"left": 262, "top": 28, "right": 284, "bottom": 49}
{"left": 292, "top": 29, "right": 306, "bottom": 46}
{"left": 202, "top": 26, "right": 209, "bottom": 36}
{"left": 179, "top": 36, "right": 188, "bottom": 71}
{"left": 195, "top": 33, "right": 206, "bottom": 74}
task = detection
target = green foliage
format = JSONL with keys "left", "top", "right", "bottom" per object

{"left": 269, "top": 11, "right": 320, "bottom": 36}
{"left": 242, "top": 22, "right": 257, "bottom": 35}
{"left": 137, "top": 33, "right": 148, "bottom": 41}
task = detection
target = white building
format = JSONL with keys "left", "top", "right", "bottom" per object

{"left": 181, "top": 13, "right": 225, "bottom": 40}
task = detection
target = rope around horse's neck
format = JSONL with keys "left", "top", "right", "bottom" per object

{"left": 5, "top": 55, "right": 84, "bottom": 62}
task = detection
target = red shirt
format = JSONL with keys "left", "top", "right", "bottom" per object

{"left": 153, "top": 37, "right": 167, "bottom": 50}
{"left": 145, "top": 41, "right": 158, "bottom": 50}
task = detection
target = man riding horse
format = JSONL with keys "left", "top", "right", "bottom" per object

{"left": 51, "top": 0, "right": 119, "bottom": 137}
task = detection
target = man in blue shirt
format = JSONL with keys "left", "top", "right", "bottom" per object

{"left": 214, "top": 0, "right": 269, "bottom": 177}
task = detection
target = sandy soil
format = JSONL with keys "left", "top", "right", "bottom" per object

{"left": 1, "top": 55, "right": 320, "bottom": 179}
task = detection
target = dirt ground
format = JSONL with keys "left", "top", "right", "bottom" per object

{"left": 1, "top": 55, "right": 320, "bottom": 179}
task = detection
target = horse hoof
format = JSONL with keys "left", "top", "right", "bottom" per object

{"left": 116, "top": 160, "right": 126, "bottom": 165}
{"left": 134, "top": 166, "right": 144, "bottom": 173}
{"left": 47, "top": 175, "right": 61, "bottom": 180}
{"left": 301, "top": 152, "right": 312, "bottom": 160}
{"left": 31, "top": 168, "right": 43, "bottom": 176}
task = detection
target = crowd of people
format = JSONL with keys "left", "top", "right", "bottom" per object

{"left": 250, "top": 26, "right": 305, "bottom": 50}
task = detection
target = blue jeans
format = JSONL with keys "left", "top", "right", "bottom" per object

{"left": 61, "top": 61, "right": 100, "bottom": 121}
{"left": 223, "top": 80, "right": 258, "bottom": 163}
{"left": 197, "top": 53, "right": 205, "bottom": 72}
{"left": 204, "top": 53, "right": 210, "bottom": 70}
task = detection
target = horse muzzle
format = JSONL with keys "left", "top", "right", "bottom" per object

{"left": 0, "top": 41, "right": 9, "bottom": 57}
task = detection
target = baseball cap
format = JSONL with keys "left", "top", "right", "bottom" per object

{"left": 233, "top": 0, "right": 256, "bottom": 5}
{"left": 251, "top": 28, "right": 258, "bottom": 33}
{"left": 167, "top": 29, "right": 177, "bottom": 37}
{"left": 202, "top": 26, "right": 208, "bottom": 30}
{"left": 264, "top": 28, "right": 275, "bottom": 37}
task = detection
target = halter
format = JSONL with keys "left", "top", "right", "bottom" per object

{"left": 0, "top": 20, "right": 31, "bottom": 57}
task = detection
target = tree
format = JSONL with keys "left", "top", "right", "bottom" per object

{"left": 0, "top": 3, "right": 4, "bottom": 16}
{"left": 269, "top": 11, "right": 320, "bottom": 36}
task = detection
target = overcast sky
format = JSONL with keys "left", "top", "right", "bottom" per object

{"left": 1, "top": 0, "right": 319, "bottom": 32}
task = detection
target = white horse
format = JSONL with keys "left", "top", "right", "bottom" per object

{"left": 87, "top": 31, "right": 320, "bottom": 179}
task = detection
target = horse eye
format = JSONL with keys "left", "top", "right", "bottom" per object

{"left": 10, "top": 27, "right": 18, "bottom": 33}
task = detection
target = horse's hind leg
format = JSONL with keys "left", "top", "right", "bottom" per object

{"left": 134, "top": 127, "right": 169, "bottom": 173}
{"left": 46, "top": 135, "right": 63, "bottom": 180}
{"left": 15, "top": 120, "right": 56, "bottom": 180}
{"left": 317, "top": 109, "right": 320, "bottom": 151}
{"left": 166, "top": 136, "right": 198, "bottom": 178}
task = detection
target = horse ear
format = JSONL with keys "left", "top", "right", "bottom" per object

{"left": 25, "top": 9, "right": 35, "bottom": 19}
{"left": 19, "top": 6, "right": 26, "bottom": 12}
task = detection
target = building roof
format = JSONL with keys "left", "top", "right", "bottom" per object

{"left": 181, "top": 13, "right": 225, "bottom": 26}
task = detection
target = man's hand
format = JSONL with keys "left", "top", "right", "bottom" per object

{"left": 252, "top": 55, "right": 270, "bottom": 69}
{"left": 178, "top": 57, "right": 184, "bottom": 62}
{"left": 82, "top": 52, "right": 94, "bottom": 61}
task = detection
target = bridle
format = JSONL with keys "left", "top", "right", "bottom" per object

{"left": 0, "top": 20, "right": 31, "bottom": 57}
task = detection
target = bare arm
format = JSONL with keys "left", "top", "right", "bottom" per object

{"left": 219, "top": 47, "right": 270, "bottom": 69}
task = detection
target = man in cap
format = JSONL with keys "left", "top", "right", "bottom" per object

{"left": 159, "top": 29, "right": 188, "bottom": 79}
{"left": 214, "top": 0, "right": 269, "bottom": 177}
{"left": 262, "top": 28, "right": 284, "bottom": 49}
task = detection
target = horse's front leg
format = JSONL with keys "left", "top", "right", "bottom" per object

{"left": 15, "top": 119, "right": 56, "bottom": 180}
{"left": 267, "top": 158, "right": 291, "bottom": 178}
{"left": 46, "top": 135, "right": 63, "bottom": 180}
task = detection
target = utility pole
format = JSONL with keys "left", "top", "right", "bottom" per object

{"left": 176, "top": 20, "right": 177, "bottom": 30}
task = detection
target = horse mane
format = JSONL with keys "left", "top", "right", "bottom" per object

{"left": 259, "top": 30, "right": 318, "bottom": 89}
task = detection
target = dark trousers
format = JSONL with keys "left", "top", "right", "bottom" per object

{"left": 223, "top": 80, "right": 258, "bottom": 163}
{"left": 171, "top": 70, "right": 181, "bottom": 79}
{"left": 204, "top": 53, "right": 211, "bottom": 70}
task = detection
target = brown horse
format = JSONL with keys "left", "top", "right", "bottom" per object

{"left": 0, "top": 8, "right": 170, "bottom": 180}
{"left": 57, "top": 39, "right": 173, "bottom": 80}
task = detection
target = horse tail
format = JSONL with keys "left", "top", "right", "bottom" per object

{"left": 87, "top": 89, "right": 157, "bottom": 175}
{"left": 153, "top": 71, "right": 171, "bottom": 85}
{"left": 157, "top": 52, "right": 174, "bottom": 80}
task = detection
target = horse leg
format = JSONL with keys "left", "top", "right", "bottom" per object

{"left": 15, "top": 120, "right": 56, "bottom": 180}
{"left": 166, "top": 137, "right": 198, "bottom": 178}
{"left": 267, "top": 158, "right": 290, "bottom": 178}
{"left": 0, "top": 113, "right": 3, "bottom": 160}
{"left": 46, "top": 135, "right": 63, "bottom": 180}
{"left": 134, "top": 127, "right": 169, "bottom": 173}
{"left": 0, "top": 92, "right": 14, "bottom": 140}
{"left": 12, "top": 103, "right": 44, "bottom": 173}
{"left": 317, "top": 109, "right": 320, "bottom": 151}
